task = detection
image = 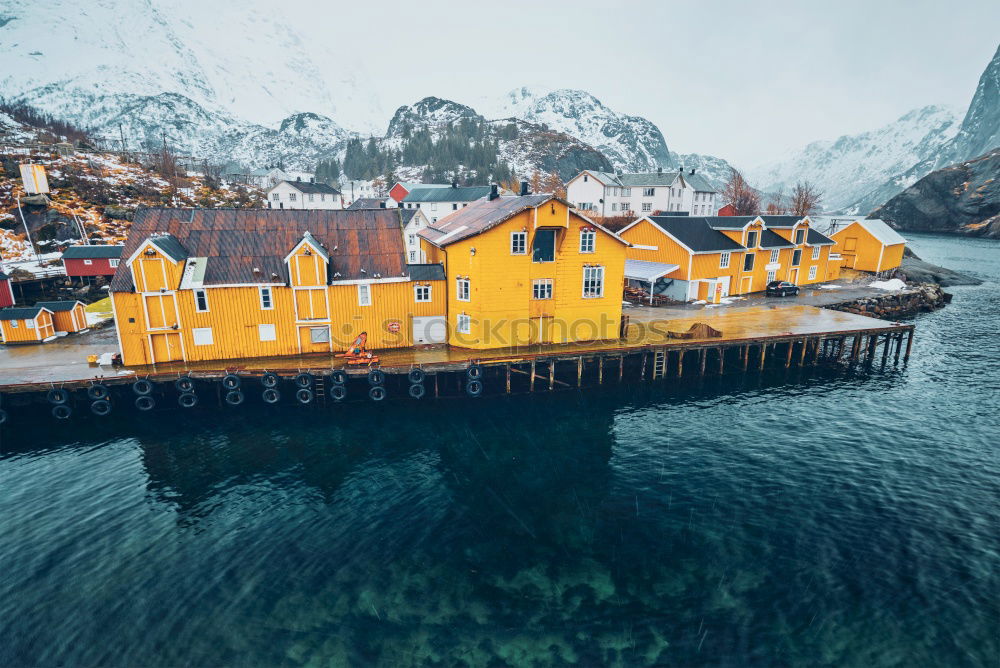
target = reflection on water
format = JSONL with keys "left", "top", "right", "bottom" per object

{"left": 2, "top": 233, "right": 999, "bottom": 666}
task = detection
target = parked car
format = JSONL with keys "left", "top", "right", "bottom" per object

{"left": 766, "top": 281, "right": 800, "bottom": 297}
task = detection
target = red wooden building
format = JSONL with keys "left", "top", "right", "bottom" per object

{"left": 0, "top": 266, "right": 14, "bottom": 308}
{"left": 716, "top": 203, "right": 737, "bottom": 216}
{"left": 62, "top": 245, "right": 124, "bottom": 279}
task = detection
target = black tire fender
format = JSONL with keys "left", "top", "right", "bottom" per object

{"left": 87, "top": 384, "right": 110, "bottom": 401}
{"left": 330, "top": 385, "right": 347, "bottom": 401}
{"left": 368, "top": 386, "right": 387, "bottom": 401}
{"left": 261, "top": 372, "right": 280, "bottom": 388}
{"left": 368, "top": 369, "right": 385, "bottom": 386}
{"left": 132, "top": 379, "right": 154, "bottom": 396}
{"left": 466, "top": 379, "right": 483, "bottom": 398}
{"left": 407, "top": 368, "right": 426, "bottom": 384}
{"left": 178, "top": 392, "right": 198, "bottom": 408}
{"left": 408, "top": 383, "right": 426, "bottom": 399}
{"left": 174, "top": 376, "right": 195, "bottom": 393}
{"left": 331, "top": 370, "right": 348, "bottom": 385}
{"left": 134, "top": 395, "right": 155, "bottom": 412}
{"left": 221, "top": 374, "right": 241, "bottom": 390}
{"left": 52, "top": 404, "right": 72, "bottom": 420}
{"left": 294, "top": 372, "right": 313, "bottom": 388}
{"left": 90, "top": 399, "right": 112, "bottom": 416}
{"left": 295, "top": 388, "right": 313, "bottom": 404}
{"left": 48, "top": 388, "right": 70, "bottom": 405}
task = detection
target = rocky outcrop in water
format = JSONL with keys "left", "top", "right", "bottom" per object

{"left": 826, "top": 283, "right": 950, "bottom": 319}
{"left": 872, "top": 149, "right": 1000, "bottom": 239}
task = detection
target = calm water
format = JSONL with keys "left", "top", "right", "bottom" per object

{"left": 1, "top": 234, "right": 998, "bottom": 667}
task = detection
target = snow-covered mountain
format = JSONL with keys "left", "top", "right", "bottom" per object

{"left": 748, "top": 105, "right": 961, "bottom": 211}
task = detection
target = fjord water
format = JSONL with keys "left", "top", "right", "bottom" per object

{"left": 1, "top": 234, "right": 998, "bottom": 667}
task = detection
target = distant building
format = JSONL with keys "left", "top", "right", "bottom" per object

{"left": 345, "top": 198, "right": 431, "bottom": 262}
{"left": 566, "top": 168, "right": 718, "bottom": 217}
{"left": 340, "top": 179, "right": 376, "bottom": 206}
{"left": 388, "top": 182, "right": 450, "bottom": 205}
{"left": 828, "top": 218, "right": 906, "bottom": 273}
{"left": 346, "top": 197, "right": 395, "bottom": 210}
{"left": 0, "top": 306, "right": 57, "bottom": 344}
{"left": 35, "top": 301, "right": 89, "bottom": 334}
{"left": 0, "top": 266, "right": 14, "bottom": 308}
{"left": 62, "top": 245, "right": 124, "bottom": 280}
{"left": 266, "top": 179, "right": 343, "bottom": 210}
{"left": 716, "top": 203, "right": 737, "bottom": 217}
{"left": 401, "top": 184, "right": 494, "bottom": 223}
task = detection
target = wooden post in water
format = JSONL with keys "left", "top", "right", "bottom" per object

{"left": 506, "top": 364, "right": 511, "bottom": 394}
{"left": 619, "top": 354, "right": 625, "bottom": 382}
{"left": 904, "top": 329, "right": 914, "bottom": 361}
{"left": 881, "top": 333, "right": 891, "bottom": 368}
{"left": 850, "top": 335, "right": 861, "bottom": 364}
{"left": 799, "top": 338, "right": 808, "bottom": 366}
{"left": 741, "top": 346, "right": 749, "bottom": 371}
{"left": 866, "top": 335, "right": 878, "bottom": 367}
{"left": 598, "top": 357, "right": 604, "bottom": 384}
{"left": 837, "top": 337, "right": 847, "bottom": 363}
{"left": 758, "top": 343, "right": 767, "bottom": 371}
{"left": 640, "top": 352, "right": 647, "bottom": 381}
{"left": 718, "top": 347, "right": 725, "bottom": 375}
{"left": 530, "top": 359, "right": 536, "bottom": 392}
{"left": 894, "top": 332, "right": 903, "bottom": 364}
{"left": 699, "top": 348, "right": 707, "bottom": 376}
{"left": 577, "top": 357, "right": 583, "bottom": 387}
{"left": 785, "top": 340, "right": 794, "bottom": 368}
{"left": 813, "top": 337, "right": 823, "bottom": 365}
{"left": 548, "top": 360, "right": 555, "bottom": 390}
{"left": 677, "top": 350, "right": 685, "bottom": 378}
{"left": 434, "top": 373, "right": 439, "bottom": 398}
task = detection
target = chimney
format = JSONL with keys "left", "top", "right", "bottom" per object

{"left": 519, "top": 180, "right": 529, "bottom": 196}
{"left": 310, "top": 177, "right": 315, "bottom": 183}
{"left": 689, "top": 168, "right": 695, "bottom": 175}
{"left": 380, "top": 201, "right": 386, "bottom": 208}
{"left": 296, "top": 176, "right": 301, "bottom": 181}
{"left": 489, "top": 184, "right": 499, "bottom": 201}
{"left": 451, "top": 179, "right": 458, "bottom": 188}
{"left": 657, "top": 167, "right": 662, "bottom": 176}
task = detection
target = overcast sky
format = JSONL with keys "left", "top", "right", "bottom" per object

{"left": 301, "top": 0, "right": 999, "bottom": 168}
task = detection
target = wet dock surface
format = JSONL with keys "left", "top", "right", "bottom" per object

{"left": 0, "top": 303, "right": 909, "bottom": 392}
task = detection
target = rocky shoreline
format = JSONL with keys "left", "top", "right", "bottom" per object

{"left": 825, "top": 283, "right": 951, "bottom": 320}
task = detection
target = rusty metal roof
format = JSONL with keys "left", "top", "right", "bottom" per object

{"left": 110, "top": 208, "right": 409, "bottom": 292}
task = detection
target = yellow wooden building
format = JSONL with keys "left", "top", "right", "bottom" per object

{"left": 109, "top": 208, "right": 447, "bottom": 365}
{"left": 419, "top": 191, "right": 629, "bottom": 348}
{"left": 0, "top": 306, "right": 57, "bottom": 343}
{"left": 829, "top": 218, "right": 906, "bottom": 273}
{"left": 35, "top": 301, "right": 89, "bottom": 333}
{"left": 619, "top": 214, "right": 841, "bottom": 301}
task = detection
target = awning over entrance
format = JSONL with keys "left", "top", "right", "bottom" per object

{"left": 624, "top": 259, "right": 680, "bottom": 282}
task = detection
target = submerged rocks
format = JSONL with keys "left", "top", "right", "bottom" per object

{"left": 825, "top": 283, "right": 950, "bottom": 320}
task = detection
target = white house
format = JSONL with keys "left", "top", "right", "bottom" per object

{"left": 400, "top": 184, "right": 494, "bottom": 223}
{"left": 266, "top": 179, "right": 343, "bottom": 210}
{"left": 400, "top": 208, "right": 434, "bottom": 263}
{"left": 566, "top": 168, "right": 718, "bottom": 218}
{"left": 340, "top": 179, "right": 376, "bottom": 206}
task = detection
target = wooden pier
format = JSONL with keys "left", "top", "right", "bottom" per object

{"left": 0, "top": 305, "right": 915, "bottom": 423}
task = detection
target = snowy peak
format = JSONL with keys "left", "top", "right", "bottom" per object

{"left": 386, "top": 97, "right": 482, "bottom": 137}
{"left": 498, "top": 87, "right": 671, "bottom": 172}
{"left": 748, "top": 104, "right": 961, "bottom": 210}
{"left": 950, "top": 43, "right": 1000, "bottom": 162}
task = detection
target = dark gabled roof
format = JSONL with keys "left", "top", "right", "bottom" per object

{"left": 647, "top": 216, "right": 746, "bottom": 253}
{"left": 110, "top": 208, "right": 409, "bottom": 292}
{"left": 807, "top": 228, "right": 836, "bottom": 245}
{"left": 346, "top": 198, "right": 390, "bottom": 210}
{"left": 0, "top": 270, "right": 8, "bottom": 281}
{"left": 759, "top": 229, "right": 796, "bottom": 249}
{"left": 276, "top": 180, "right": 341, "bottom": 195}
{"left": 0, "top": 306, "right": 47, "bottom": 320}
{"left": 407, "top": 263, "right": 446, "bottom": 281}
{"left": 703, "top": 215, "right": 757, "bottom": 230}
{"left": 142, "top": 233, "right": 189, "bottom": 262}
{"left": 61, "top": 244, "right": 124, "bottom": 259}
{"left": 35, "top": 300, "right": 82, "bottom": 312}
{"left": 402, "top": 186, "right": 492, "bottom": 203}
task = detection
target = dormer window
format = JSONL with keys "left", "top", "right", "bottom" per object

{"left": 795, "top": 229, "right": 805, "bottom": 245}
{"left": 746, "top": 230, "right": 758, "bottom": 248}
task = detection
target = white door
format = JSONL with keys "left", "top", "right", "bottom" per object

{"left": 413, "top": 316, "right": 447, "bottom": 344}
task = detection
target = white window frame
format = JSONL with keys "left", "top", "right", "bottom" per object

{"left": 456, "top": 313, "right": 471, "bottom": 334}
{"left": 259, "top": 286, "right": 273, "bottom": 310}
{"left": 582, "top": 266, "right": 604, "bottom": 299}
{"left": 357, "top": 283, "right": 372, "bottom": 306}
{"left": 795, "top": 229, "right": 805, "bottom": 245}
{"left": 192, "top": 327, "right": 214, "bottom": 346}
{"left": 579, "top": 229, "right": 595, "bottom": 253}
{"left": 808, "top": 266, "right": 818, "bottom": 280}
{"left": 289, "top": 193, "right": 297, "bottom": 202}
{"left": 414, "top": 284, "right": 431, "bottom": 302}
{"left": 746, "top": 230, "right": 758, "bottom": 248}
{"left": 409, "top": 250, "right": 417, "bottom": 262}
{"left": 10, "top": 320, "right": 18, "bottom": 328}
{"left": 310, "top": 326, "right": 330, "bottom": 343}
{"left": 641, "top": 203, "right": 652, "bottom": 212}
{"left": 25, "top": 319, "right": 34, "bottom": 329}
{"left": 272, "top": 193, "right": 280, "bottom": 201}
{"left": 194, "top": 288, "right": 209, "bottom": 312}
{"left": 109, "top": 259, "right": 119, "bottom": 268}
{"left": 258, "top": 323, "right": 276, "bottom": 342}
{"left": 308, "top": 193, "right": 315, "bottom": 202}
{"left": 510, "top": 231, "right": 527, "bottom": 255}
{"left": 622, "top": 187, "right": 631, "bottom": 197}
{"left": 792, "top": 249, "right": 802, "bottom": 267}
{"left": 719, "top": 252, "right": 731, "bottom": 269}
{"left": 770, "top": 249, "right": 780, "bottom": 264}
{"left": 456, "top": 277, "right": 470, "bottom": 302}
{"left": 83, "top": 259, "right": 93, "bottom": 266}
{"left": 532, "top": 278, "right": 553, "bottom": 300}
{"left": 643, "top": 187, "right": 655, "bottom": 197}
{"left": 812, "top": 245, "right": 821, "bottom": 260}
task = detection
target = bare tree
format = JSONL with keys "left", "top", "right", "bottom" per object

{"left": 722, "top": 168, "right": 760, "bottom": 215}
{"left": 765, "top": 187, "right": 786, "bottom": 215}
{"left": 790, "top": 181, "right": 822, "bottom": 216}
{"left": 543, "top": 170, "right": 566, "bottom": 198}
{"left": 202, "top": 160, "right": 224, "bottom": 190}
{"left": 530, "top": 169, "right": 544, "bottom": 195}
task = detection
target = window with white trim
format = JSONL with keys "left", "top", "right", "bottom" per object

{"left": 357, "top": 283, "right": 372, "bottom": 306}
{"left": 621, "top": 188, "right": 631, "bottom": 196}
{"left": 194, "top": 289, "right": 209, "bottom": 312}
{"left": 770, "top": 249, "right": 779, "bottom": 264}
{"left": 11, "top": 320, "right": 18, "bottom": 328}
{"left": 641, "top": 203, "right": 652, "bottom": 212}
{"left": 308, "top": 193, "right": 315, "bottom": 202}
{"left": 289, "top": 193, "right": 297, "bottom": 202}
{"left": 792, "top": 249, "right": 802, "bottom": 266}
{"left": 310, "top": 326, "right": 329, "bottom": 343}
{"left": 795, "top": 229, "right": 805, "bottom": 245}
{"left": 408, "top": 234, "right": 416, "bottom": 245}
{"left": 414, "top": 285, "right": 431, "bottom": 302}
{"left": 409, "top": 251, "right": 417, "bottom": 262}
{"left": 456, "top": 313, "right": 471, "bottom": 334}
{"left": 812, "top": 245, "right": 821, "bottom": 260}
{"left": 258, "top": 323, "right": 276, "bottom": 341}
{"left": 579, "top": 229, "right": 595, "bottom": 253}
{"left": 746, "top": 230, "right": 758, "bottom": 248}
{"left": 25, "top": 319, "right": 34, "bottom": 329}
{"left": 808, "top": 266, "right": 818, "bottom": 280}
{"left": 743, "top": 253, "right": 755, "bottom": 272}
{"left": 259, "top": 286, "right": 273, "bottom": 310}
{"left": 109, "top": 259, "right": 119, "bottom": 268}
{"left": 456, "top": 277, "right": 470, "bottom": 301}
{"left": 272, "top": 193, "right": 280, "bottom": 201}
{"left": 643, "top": 187, "right": 655, "bottom": 197}
{"left": 720, "top": 252, "right": 731, "bottom": 269}
{"left": 582, "top": 266, "right": 604, "bottom": 298}
{"left": 83, "top": 259, "right": 93, "bottom": 265}
{"left": 532, "top": 278, "right": 553, "bottom": 299}
{"left": 193, "top": 327, "right": 213, "bottom": 346}
{"left": 510, "top": 231, "right": 526, "bottom": 255}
